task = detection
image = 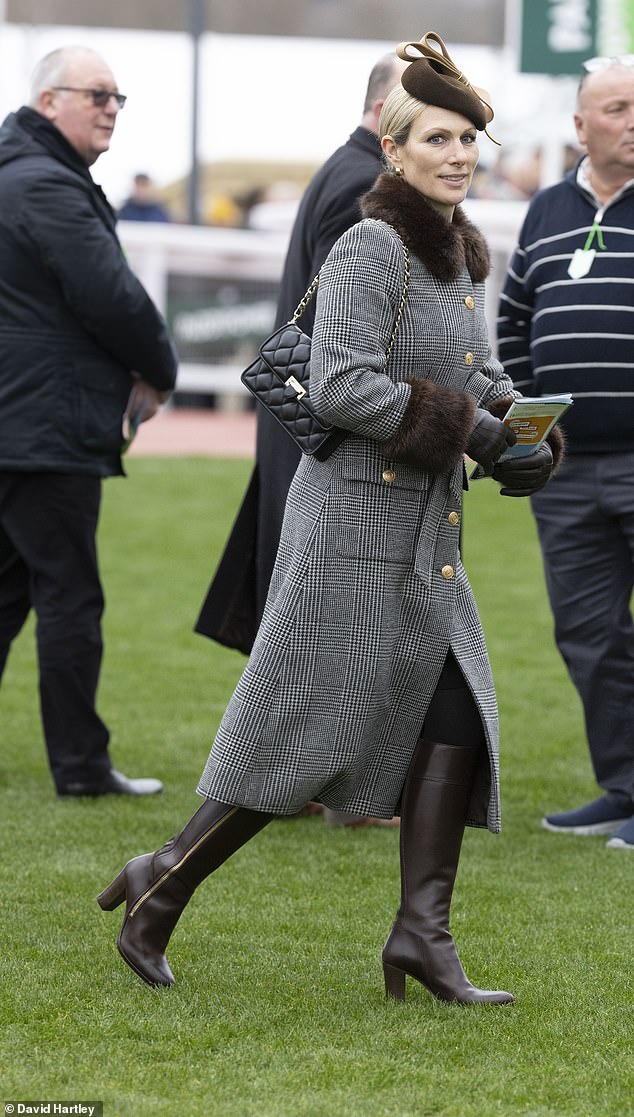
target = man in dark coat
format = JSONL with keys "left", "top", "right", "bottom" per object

{"left": 0, "top": 46, "right": 178, "bottom": 797}
{"left": 196, "top": 53, "right": 405, "bottom": 655}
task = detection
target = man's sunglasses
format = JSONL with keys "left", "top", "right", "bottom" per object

{"left": 582, "top": 54, "right": 634, "bottom": 73}
{"left": 53, "top": 86, "right": 127, "bottom": 109}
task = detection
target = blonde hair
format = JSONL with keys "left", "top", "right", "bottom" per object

{"left": 378, "top": 83, "right": 425, "bottom": 147}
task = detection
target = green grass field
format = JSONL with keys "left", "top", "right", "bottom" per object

{"left": 1, "top": 457, "right": 631, "bottom": 1117}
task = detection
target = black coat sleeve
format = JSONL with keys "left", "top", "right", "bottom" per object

{"left": 19, "top": 170, "right": 177, "bottom": 391}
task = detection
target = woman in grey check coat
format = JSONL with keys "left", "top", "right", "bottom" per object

{"left": 99, "top": 35, "right": 563, "bottom": 1003}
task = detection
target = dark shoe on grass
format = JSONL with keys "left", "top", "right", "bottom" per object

{"left": 58, "top": 768, "right": 163, "bottom": 798}
{"left": 606, "top": 814, "right": 634, "bottom": 850}
{"left": 542, "top": 792, "right": 632, "bottom": 836}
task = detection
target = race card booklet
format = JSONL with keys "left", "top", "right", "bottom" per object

{"left": 469, "top": 394, "right": 573, "bottom": 480}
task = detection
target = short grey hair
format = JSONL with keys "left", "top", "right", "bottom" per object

{"left": 29, "top": 46, "right": 102, "bottom": 106}
{"left": 363, "top": 53, "right": 402, "bottom": 114}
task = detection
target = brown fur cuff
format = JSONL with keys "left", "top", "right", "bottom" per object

{"left": 382, "top": 378, "right": 476, "bottom": 473}
{"left": 546, "top": 423, "right": 566, "bottom": 472}
{"left": 487, "top": 396, "right": 516, "bottom": 420}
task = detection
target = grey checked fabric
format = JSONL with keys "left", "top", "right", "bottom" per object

{"left": 198, "top": 218, "right": 516, "bottom": 832}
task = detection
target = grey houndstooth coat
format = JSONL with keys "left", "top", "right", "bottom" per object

{"left": 198, "top": 174, "right": 517, "bottom": 832}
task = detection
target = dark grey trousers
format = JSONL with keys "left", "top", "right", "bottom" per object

{"left": 531, "top": 452, "right": 634, "bottom": 800}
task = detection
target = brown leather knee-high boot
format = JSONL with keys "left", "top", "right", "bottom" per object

{"left": 382, "top": 739, "right": 513, "bottom": 1005}
{"left": 97, "top": 799, "right": 272, "bottom": 987}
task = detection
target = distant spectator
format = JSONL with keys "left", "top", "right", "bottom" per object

{"left": 118, "top": 172, "right": 171, "bottom": 223}
{"left": 471, "top": 148, "right": 542, "bottom": 201}
{"left": 246, "top": 180, "right": 301, "bottom": 232}
{"left": 205, "top": 192, "right": 242, "bottom": 227}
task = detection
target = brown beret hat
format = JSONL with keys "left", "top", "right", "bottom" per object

{"left": 397, "top": 32, "right": 495, "bottom": 136}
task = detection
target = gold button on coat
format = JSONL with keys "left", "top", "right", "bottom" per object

{"left": 448, "top": 511, "right": 460, "bottom": 525}
{"left": 382, "top": 469, "right": 396, "bottom": 484}
{"left": 464, "top": 352, "right": 474, "bottom": 365}
{"left": 465, "top": 295, "right": 475, "bottom": 310}
{"left": 441, "top": 564, "right": 454, "bottom": 580}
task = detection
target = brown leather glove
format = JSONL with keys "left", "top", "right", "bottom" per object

{"left": 492, "top": 442, "right": 554, "bottom": 497}
{"left": 466, "top": 408, "right": 517, "bottom": 475}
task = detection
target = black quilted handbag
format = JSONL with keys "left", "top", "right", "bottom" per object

{"left": 241, "top": 234, "right": 410, "bottom": 460}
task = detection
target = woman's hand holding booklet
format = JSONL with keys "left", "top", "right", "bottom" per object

{"left": 469, "top": 394, "right": 573, "bottom": 481}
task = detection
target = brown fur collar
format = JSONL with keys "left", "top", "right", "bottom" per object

{"left": 360, "top": 172, "right": 490, "bottom": 283}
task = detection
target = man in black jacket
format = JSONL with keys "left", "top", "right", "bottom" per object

{"left": 0, "top": 46, "right": 178, "bottom": 797}
{"left": 196, "top": 53, "right": 405, "bottom": 654}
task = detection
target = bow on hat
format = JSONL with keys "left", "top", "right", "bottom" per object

{"left": 397, "top": 32, "right": 499, "bottom": 144}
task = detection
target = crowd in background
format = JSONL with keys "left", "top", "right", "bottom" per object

{"left": 120, "top": 142, "right": 584, "bottom": 231}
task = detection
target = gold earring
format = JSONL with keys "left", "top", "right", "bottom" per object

{"left": 393, "top": 165, "right": 403, "bottom": 177}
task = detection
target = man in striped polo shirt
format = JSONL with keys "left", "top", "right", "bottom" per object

{"left": 497, "top": 55, "right": 634, "bottom": 850}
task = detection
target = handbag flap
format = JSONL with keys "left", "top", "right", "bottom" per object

{"left": 240, "top": 353, "right": 334, "bottom": 438}
{"left": 259, "top": 324, "right": 312, "bottom": 390}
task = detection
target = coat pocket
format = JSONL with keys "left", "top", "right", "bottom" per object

{"left": 74, "top": 363, "right": 130, "bottom": 453}
{"left": 332, "top": 472, "right": 428, "bottom": 565}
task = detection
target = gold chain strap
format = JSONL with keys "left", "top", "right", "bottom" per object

{"left": 386, "top": 236, "right": 410, "bottom": 364}
{"left": 289, "top": 232, "right": 410, "bottom": 367}
{"left": 290, "top": 272, "right": 321, "bottom": 324}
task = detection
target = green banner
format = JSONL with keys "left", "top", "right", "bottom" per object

{"left": 624, "top": 0, "right": 634, "bottom": 46}
{"left": 520, "top": 0, "right": 598, "bottom": 74}
{"left": 596, "top": 0, "right": 634, "bottom": 52}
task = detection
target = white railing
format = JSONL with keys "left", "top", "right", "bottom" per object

{"left": 120, "top": 198, "right": 528, "bottom": 399}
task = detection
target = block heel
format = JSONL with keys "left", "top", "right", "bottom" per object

{"left": 381, "top": 740, "right": 514, "bottom": 1006}
{"left": 97, "top": 867, "right": 127, "bottom": 911}
{"left": 383, "top": 961, "right": 406, "bottom": 1001}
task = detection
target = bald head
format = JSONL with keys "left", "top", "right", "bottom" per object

{"left": 29, "top": 46, "right": 107, "bottom": 105}
{"left": 574, "top": 63, "right": 634, "bottom": 198}
{"left": 361, "top": 53, "right": 410, "bottom": 134}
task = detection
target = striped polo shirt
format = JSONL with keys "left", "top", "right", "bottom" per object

{"left": 497, "top": 159, "right": 634, "bottom": 453}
